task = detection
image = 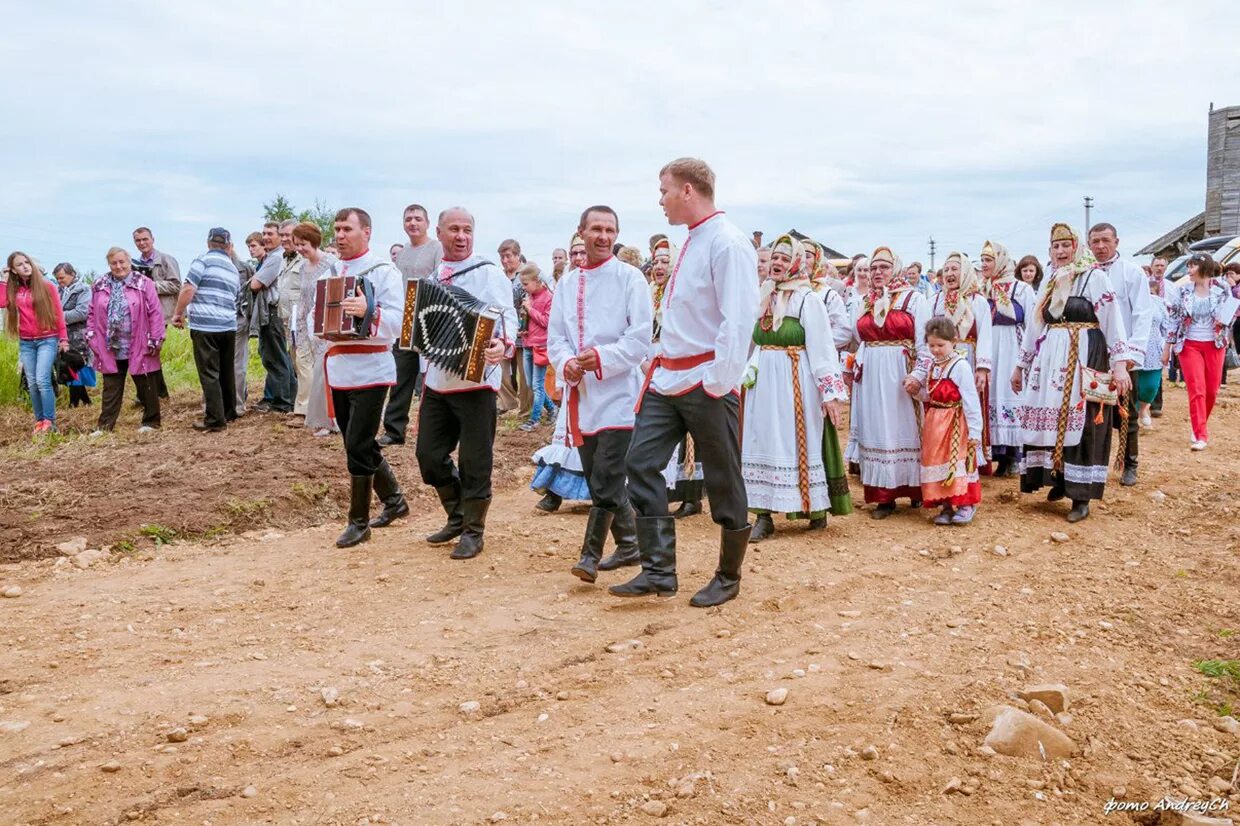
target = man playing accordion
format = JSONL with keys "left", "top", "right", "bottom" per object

{"left": 415, "top": 207, "right": 518, "bottom": 560}
{"left": 314, "top": 207, "right": 409, "bottom": 548}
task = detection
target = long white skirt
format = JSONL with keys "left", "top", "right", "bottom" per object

{"left": 742, "top": 349, "right": 828, "bottom": 513}
{"left": 845, "top": 345, "right": 922, "bottom": 491}
{"left": 988, "top": 324, "right": 1024, "bottom": 448}
{"left": 305, "top": 339, "right": 337, "bottom": 433}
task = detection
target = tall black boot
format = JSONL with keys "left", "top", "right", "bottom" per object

{"left": 598, "top": 504, "right": 640, "bottom": 571}
{"left": 571, "top": 507, "right": 614, "bottom": 583}
{"left": 369, "top": 460, "right": 409, "bottom": 528}
{"left": 690, "top": 524, "right": 751, "bottom": 608}
{"left": 336, "top": 475, "right": 373, "bottom": 548}
{"left": 450, "top": 497, "right": 490, "bottom": 560}
{"left": 426, "top": 480, "right": 464, "bottom": 544}
{"left": 608, "top": 516, "right": 678, "bottom": 598}
{"left": 1066, "top": 500, "right": 1090, "bottom": 523}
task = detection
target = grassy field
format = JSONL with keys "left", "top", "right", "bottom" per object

{"left": 0, "top": 328, "right": 264, "bottom": 408}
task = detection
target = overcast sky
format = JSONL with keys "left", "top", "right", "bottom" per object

{"left": 4, "top": 1, "right": 1238, "bottom": 276}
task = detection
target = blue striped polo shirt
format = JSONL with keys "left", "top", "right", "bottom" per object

{"left": 186, "top": 249, "right": 241, "bottom": 333}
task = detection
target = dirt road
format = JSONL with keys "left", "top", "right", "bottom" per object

{"left": 1, "top": 387, "right": 1238, "bottom": 825}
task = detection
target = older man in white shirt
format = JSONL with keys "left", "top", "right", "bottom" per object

{"left": 415, "top": 207, "right": 518, "bottom": 561}
{"left": 610, "top": 158, "right": 760, "bottom": 608}
{"left": 1087, "top": 223, "right": 1154, "bottom": 487}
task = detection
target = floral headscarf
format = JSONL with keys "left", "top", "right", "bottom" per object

{"left": 981, "top": 239, "right": 1019, "bottom": 320}
{"left": 941, "top": 252, "right": 980, "bottom": 338}
{"left": 1039, "top": 223, "right": 1097, "bottom": 320}
{"left": 866, "top": 246, "right": 906, "bottom": 327}
{"left": 758, "top": 234, "right": 811, "bottom": 332}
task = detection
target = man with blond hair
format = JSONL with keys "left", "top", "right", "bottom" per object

{"left": 610, "top": 158, "right": 759, "bottom": 609}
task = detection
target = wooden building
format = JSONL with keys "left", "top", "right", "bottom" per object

{"left": 1139, "top": 104, "right": 1239, "bottom": 259}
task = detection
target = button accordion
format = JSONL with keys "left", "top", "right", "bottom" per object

{"left": 314, "top": 274, "right": 377, "bottom": 341}
{"left": 399, "top": 279, "right": 502, "bottom": 383}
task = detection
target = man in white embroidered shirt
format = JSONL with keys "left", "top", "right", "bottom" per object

{"left": 610, "top": 158, "right": 760, "bottom": 608}
{"left": 415, "top": 207, "right": 518, "bottom": 560}
{"left": 548, "top": 205, "right": 652, "bottom": 584}
{"left": 1087, "top": 223, "right": 1153, "bottom": 487}
{"left": 314, "top": 208, "right": 409, "bottom": 549}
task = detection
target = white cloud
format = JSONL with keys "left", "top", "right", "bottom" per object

{"left": 1, "top": 0, "right": 1236, "bottom": 273}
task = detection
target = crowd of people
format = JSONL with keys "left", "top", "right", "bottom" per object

{"left": 4, "top": 158, "right": 1240, "bottom": 606}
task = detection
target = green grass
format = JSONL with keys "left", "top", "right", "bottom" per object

{"left": 1191, "top": 658, "right": 1240, "bottom": 718}
{"left": 0, "top": 328, "right": 265, "bottom": 407}
{"left": 1193, "top": 659, "right": 1240, "bottom": 682}
{"left": 139, "top": 523, "right": 177, "bottom": 547}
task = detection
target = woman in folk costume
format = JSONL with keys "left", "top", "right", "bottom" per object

{"left": 912, "top": 317, "right": 984, "bottom": 525}
{"left": 922, "top": 251, "right": 992, "bottom": 469}
{"left": 1012, "top": 223, "right": 1130, "bottom": 523}
{"left": 845, "top": 246, "right": 931, "bottom": 519}
{"left": 649, "top": 236, "right": 705, "bottom": 518}
{"left": 980, "top": 240, "right": 1036, "bottom": 476}
{"left": 531, "top": 235, "right": 591, "bottom": 513}
{"left": 742, "top": 235, "right": 849, "bottom": 541}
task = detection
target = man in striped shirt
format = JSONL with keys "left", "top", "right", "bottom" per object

{"left": 173, "top": 227, "right": 242, "bottom": 432}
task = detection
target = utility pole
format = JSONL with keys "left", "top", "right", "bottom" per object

{"left": 928, "top": 236, "right": 937, "bottom": 271}
{"left": 1084, "top": 196, "right": 1094, "bottom": 233}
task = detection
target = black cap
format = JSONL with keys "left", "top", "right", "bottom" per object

{"left": 207, "top": 227, "right": 230, "bottom": 243}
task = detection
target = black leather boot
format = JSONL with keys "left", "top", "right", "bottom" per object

{"left": 571, "top": 507, "right": 613, "bottom": 583}
{"left": 336, "top": 475, "right": 373, "bottom": 548}
{"left": 598, "top": 505, "right": 640, "bottom": 571}
{"left": 535, "top": 491, "right": 562, "bottom": 513}
{"left": 608, "top": 516, "right": 678, "bottom": 597}
{"left": 749, "top": 513, "right": 775, "bottom": 543}
{"left": 691, "top": 524, "right": 751, "bottom": 608}
{"left": 1066, "top": 500, "right": 1090, "bottom": 523}
{"left": 450, "top": 497, "right": 490, "bottom": 560}
{"left": 369, "top": 460, "right": 409, "bottom": 528}
{"left": 671, "top": 499, "right": 701, "bottom": 519}
{"left": 426, "top": 481, "right": 464, "bottom": 544}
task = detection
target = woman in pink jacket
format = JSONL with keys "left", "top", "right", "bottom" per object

{"left": 519, "top": 263, "right": 558, "bottom": 431}
{"left": 1, "top": 251, "right": 69, "bottom": 435}
{"left": 86, "top": 247, "right": 166, "bottom": 434}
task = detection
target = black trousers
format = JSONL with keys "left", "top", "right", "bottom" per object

{"left": 1115, "top": 389, "right": 1138, "bottom": 468}
{"left": 191, "top": 330, "right": 237, "bottom": 427}
{"left": 101, "top": 360, "right": 160, "bottom": 430}
{"left": 331, "top": 386, "right": 386, "bottom": 476}
{"left": 625, "top": 387, "right": 747, "bottom": 530}
{"left": 257, "top": 315, "right": 295, "bottom": 411}
{"left": 415, "top": 387, "right": 497, "bottom": 500}
{"left": 580, "top": 429, "right": 633, "bottom": 514}
{"left": 381, "top": 345, "right": 421, "bottom": 443}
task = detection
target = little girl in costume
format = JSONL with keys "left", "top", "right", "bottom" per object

{"left": 906, "top": 317, "right": 984, "bottom": 525}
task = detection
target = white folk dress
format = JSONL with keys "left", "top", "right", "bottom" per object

{"left": 742, "top": 289, "right": 848, "bottom": 516}
{"left": 987, "top": 279, "right": 1036, "bottom": 452}
{"left": 845, "top": 288, "right": 930, "bottom": 502}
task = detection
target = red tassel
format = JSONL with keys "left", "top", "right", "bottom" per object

{"left": 1093, "top": 408, "right": 1105, "bottom": 425}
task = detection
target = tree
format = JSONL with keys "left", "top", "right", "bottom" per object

{"left": 261, "top": 194, "right": 334, "bottom": 247}
{"left": 262, "top": 194, "right": 296, "bottom": 223}
{"left": 297, "top": 199, "right": 336, "bottom": 247}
